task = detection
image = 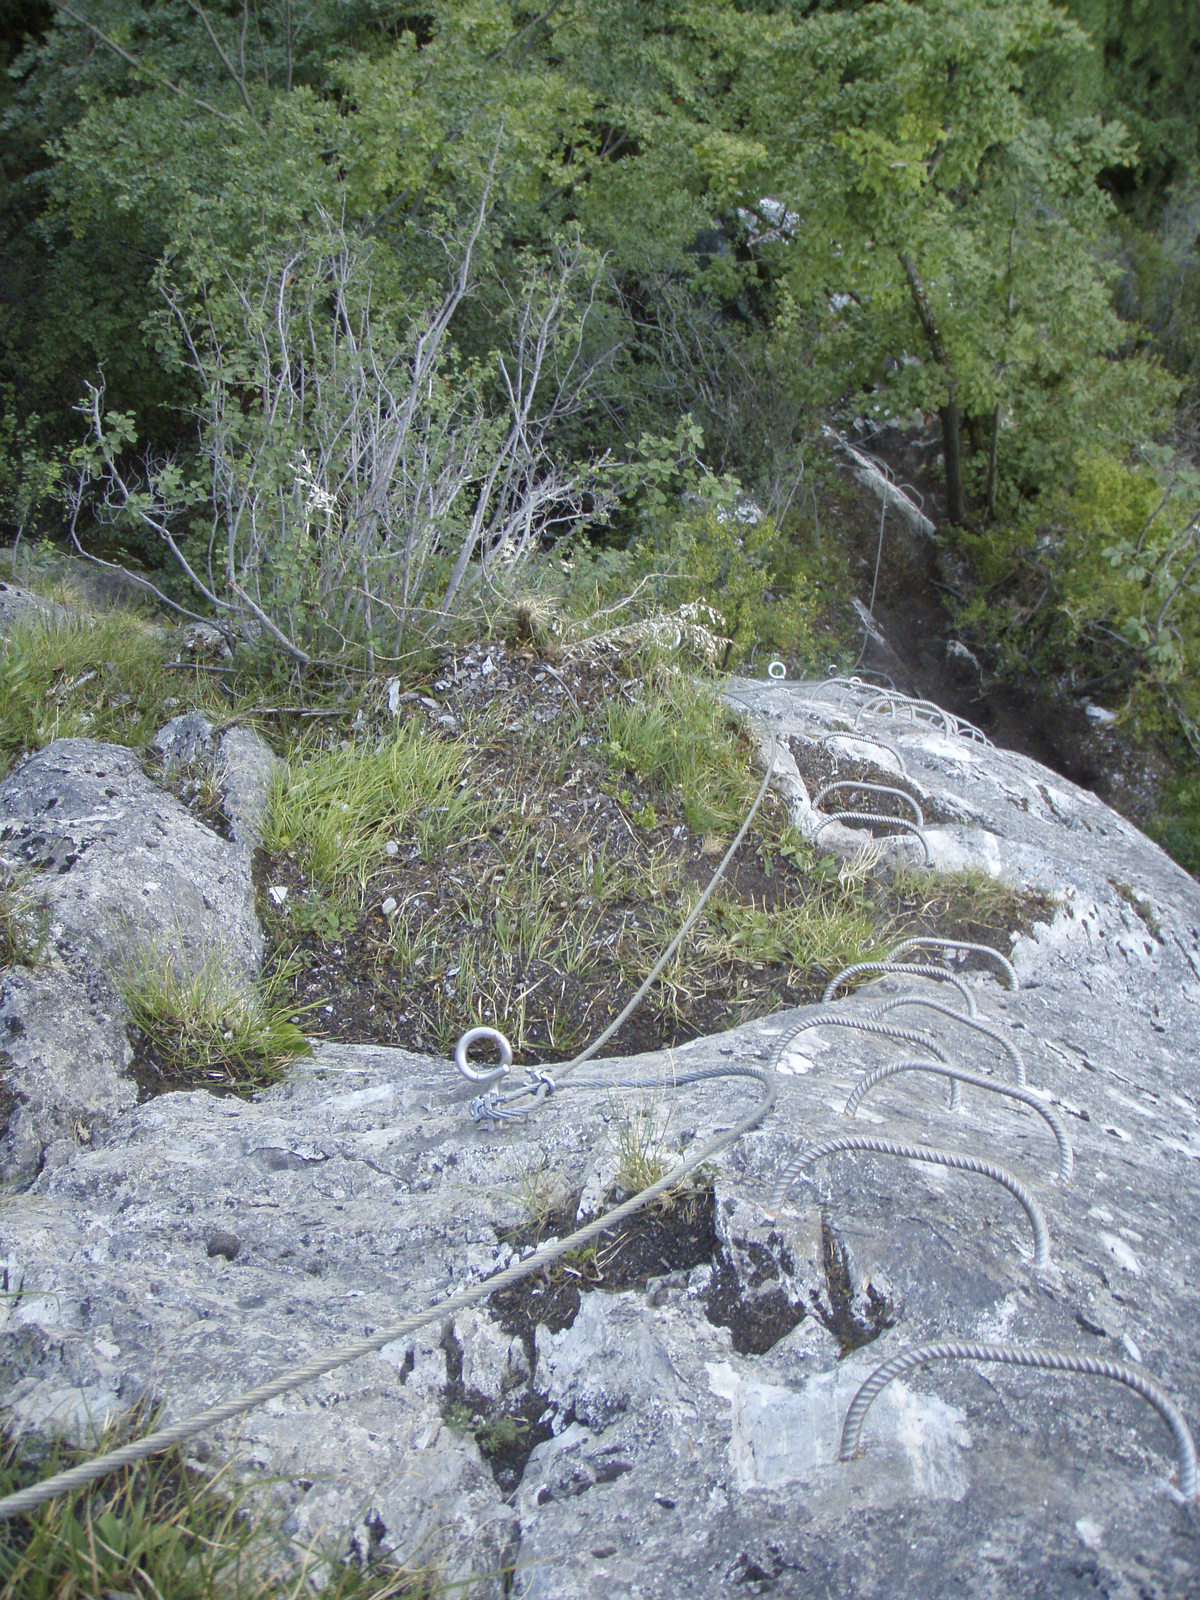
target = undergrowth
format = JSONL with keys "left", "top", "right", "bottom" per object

{"left": 0, "top": 610, "right": 228, "bottom": 779}
{"left": 116, "top": 944, "right": 313, "bottom": 1092}
{"left": 0, "top": 1421, "right": 441, "bottom": 1600}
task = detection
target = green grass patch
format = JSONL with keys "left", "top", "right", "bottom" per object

{"left": 265, "top": 721, "right": 485, "bottom": 906}
{"left": 116, "top": 945, "right": 312, "bottom": 1092}
{"left": 602, "top": 673, "right": 757, "bottom": 834}
{"left": 0, "top": 1423, "right": 441, "bottom": 1599}
{"left": 0, "top": 872, "right": 47, "bottom": 968}
{"left": 0, "top": 610, "right": 226, "bottom": 777}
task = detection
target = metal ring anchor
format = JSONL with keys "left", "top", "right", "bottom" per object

{"left": 768, "top": 660, "right": 787, "bottom": 679}
{"left": 838, "top": 1342, "right": 1197, "bottom": 1499}
{"left": 454, "top": 1026, "right": 514, "bottom": 1084}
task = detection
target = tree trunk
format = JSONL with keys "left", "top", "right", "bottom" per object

{"left": 898, "top": 251, "right": 966, "bottom": 525}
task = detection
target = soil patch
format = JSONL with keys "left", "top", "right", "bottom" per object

{"left": 254, "top": 642, "right": 1050, "bottom": 1074}
{"left": 489, "top": 1186, "right": 718, "bottom": 1346}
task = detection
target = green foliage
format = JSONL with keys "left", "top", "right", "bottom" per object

{"left": 1147, "top": 771, "right": 1200, "bottom": 876}
{"left": 955, "top": 446, "right": 1200, "bottom": 722}
{"left": 0, "top": 609, "right": 219, "bottom": 775}
{"left": 116, "top": 945, "right": 312, "bottom": 1090}
{"left": 0, "top": 1426, "right": 439, "bottom": 1599}
{"left": 635, "top": 506, "right": 834, "bottom": 671}
{"left": 266, "top": 721, "right": 485, "bottom": 904}
{"left": 601, "top": 674, "right": 756, "bottom": 833}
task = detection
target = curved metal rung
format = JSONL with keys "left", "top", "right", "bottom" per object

{"left": 844, "top": 1058, "right": 1072, "bottom": 1184}
{"left": 823, "top": 961, "right": 977, "bottom": 1014}
{"left": 855, "top": 693, "right": 955, "bottom": 736}
{"left": 866, "top": 994, "right": 1026, "bottom": 1086}
{"left": 766, "top": 1134, "right": 1050, "bottom": 1269}
{"left": 813, "top": 781, "right": 924, "bottom": 826}
{"left": 838, "top": 1342, "right": 1197, "bottom": 1499}
{"left": 816, "top": 729, "right": 908, "bottom": 775}
{"left": 771, "top": 1012, "right": 953, "bottom": 1074}
{"left": 455, "top": 1026, "right": 514, "bottom": 1085}
{"left": 813, "top": 811, "right": 931, "bottom": 865}
{"left": 887, "top": 936, "right": 1018, "bottom": 992}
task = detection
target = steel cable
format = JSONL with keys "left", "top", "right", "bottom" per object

{"left": 0, "top": 1067, "right": 776, "bottom": 1522}
{"left": 838, "top": 1342, "right": 1197, "bottom": 1498}
{"left": 0, "top": 742, "right": 786, "bottom": 1522}
{"left": 843, "top": 1059, "right": 1072, "bottom": 1184}
{"left": 765, "top": 1134, "right": 1051, "bottom": 1269}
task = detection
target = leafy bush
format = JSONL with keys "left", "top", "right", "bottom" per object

{"left": 79, "top": 204, "right": 615, "bottom": 670}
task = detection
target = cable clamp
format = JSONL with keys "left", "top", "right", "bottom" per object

{"left": 468, "top": 1091, "right": 526, "bottom": 1131}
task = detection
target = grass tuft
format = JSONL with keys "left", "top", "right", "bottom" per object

{"left": 0, "top": 1416, "right": 442, "bottom": 1599}
{"left": 602, "top": 674, "right": 756, "bottom": 834}
{"left": 0, "top": 610, "right": 226, "bottom": 778}
{"left": 265, "top": 722, "right": 485, "bottom": 906}
{"left": 116, "top": 945, "right": 312, "bottom": 1092}
{"left": 0, "top": 872, "right": 47, "bottom": 969}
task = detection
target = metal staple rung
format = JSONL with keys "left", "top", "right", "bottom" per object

{"left": 813, "top": 811, "right": 931, "bottom": 863}
{"left": 816, "top": 729, "right": 908, "bottom": 775}
{"left": 813, "top": 781, "right": 924, "bottom": 826}
{"left": 866, "top": 994, "right": 1026, "bottom": 1086}
{"left": 887, "top": 936, "right": 1018, "bottom": 992}
{"left": 822, "top": 961, "right": 977, "bottom": 1014}
{"left": 838, "top": 1342, "right": 1197, "bottom": 1499}
{"left": 772, "top": 1012, "right": 951, "bottom": 1072}
{"left": 766, "top": 1134, "right": 1051, "bottom": 1269}
{"left": 856, "top": 692, "right": 955, "bottom": 736}
{"left": 843, "top": 1058, "right": 1072, "bottom": 1185}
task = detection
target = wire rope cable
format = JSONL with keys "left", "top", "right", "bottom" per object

{"left": 0, "top": 739, "right": 786, "bottom": 1522}
{"left": 838, "top": 1342, "right": 1197, "bottom": 1498}
{"left": 843, "top": 1059, "right": 1072, "bottom": 1184}
{"left": 0, "top": 1067, "right": 776, "bottom": 1523}
{"left": 766, "top": 1134, "right": 1051, "bottom": 1268}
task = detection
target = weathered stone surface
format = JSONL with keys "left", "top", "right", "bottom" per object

{"left": 153, "top": 711, "right": 216, "bottom": 772}
{"left": 2, "top": 683, "right": 1200, "bottom": 1596}
{"left": 0, "top": 731, "right": 273, "bottom": 1177}
{"left": 0, "top": 579, "right": 76, "bottom": 630}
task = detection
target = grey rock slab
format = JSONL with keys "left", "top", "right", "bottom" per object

{"left": 0, "top": 734, "right": 273, "bottom": 1178}
{"left": 0, "top": 580, "right": 77, "bottom": 631}
{"left": 152, "top": 712, "right": 216, "bottom": 772}
{"left": 4, "top": 685, "right": 1200, "bottom": 1595}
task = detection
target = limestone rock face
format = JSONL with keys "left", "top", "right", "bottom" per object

{"left": 0, "top": 733, "right": 273, "bottom": 1175}
{"left": 2, "top": 682, "right": 1200, "bottom": 1597}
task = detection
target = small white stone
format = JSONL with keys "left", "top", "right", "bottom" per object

{"left": 268, "top": 885, "right": 288, "bottom": 906}
{"left": 384, "top": 841, "right": 399, "bottom": 857}
{"left": 381, "top": 896, "right": 398, "bottom": 917}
